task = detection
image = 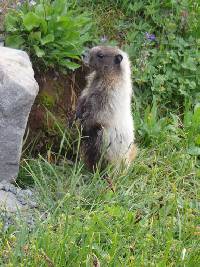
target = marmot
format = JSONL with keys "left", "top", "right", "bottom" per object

{"left": 76, "top": 46, "right": 137, "bottom": 171}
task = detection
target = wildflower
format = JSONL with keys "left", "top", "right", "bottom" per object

{"left": 30, "top": 0, "right": 37, "bottom": 6}
{"left": 145, "top": 32, "right": 156, "bottom": 41}
{"left": 181, "top": 248, "right": 186, "bottom": 260}
{"left": 16, "top": 2, "right": 22, "bottom": 7}
{"left": 100, "top": 35, "right": 108, "bottom": 43}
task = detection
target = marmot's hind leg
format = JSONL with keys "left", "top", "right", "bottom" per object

{"left": 128, "top": 143, "right": 137, "bottom": 163}
{"left": 81, "top": 124, "right": 105, "bottom": 171}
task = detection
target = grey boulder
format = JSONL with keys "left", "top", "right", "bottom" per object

{"left": 0, "top": 180, "right": 37, "bottom": 212}
{"left": 0, "top": 47, "right": 39, "bottom": 182}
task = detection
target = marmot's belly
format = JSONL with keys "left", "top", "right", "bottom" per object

{"left": 103, "top": 126, "right": 134, "bottom": 163}
{"left": 81, "top": 125, "right": 134, "bottom": 170}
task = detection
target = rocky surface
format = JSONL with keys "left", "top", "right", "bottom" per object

{"left": 0, "top": 180, "right": 38, "bottom": 230}
{"left": 0, "top": 47, "right": 39, "bottom": 182}
{"left": 0, "top": 180, "right": 37, "bottom": 212}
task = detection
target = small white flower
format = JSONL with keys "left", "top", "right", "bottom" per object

{"left": 181, "top": 248, "right": 187, "bottom": 260}
{"left": 30, "top": 0, "right": 37, "bottom": 6}
{"left": 100, "top": 35, "right": 108, "bottom": 43}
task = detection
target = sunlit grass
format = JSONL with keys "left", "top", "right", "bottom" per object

{"left": 1, "top": 117, "right": 199, "bottom": 266}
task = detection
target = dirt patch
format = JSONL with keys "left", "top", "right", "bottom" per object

{"left": 25, "top": 66, "right": 88, "bottom": 156}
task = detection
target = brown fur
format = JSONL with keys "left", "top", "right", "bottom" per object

{"left": 76, "top": 46, "right": 137, "bottom": 171}
{"left": 128, "top": 144, "right": 137, "bottom": 163}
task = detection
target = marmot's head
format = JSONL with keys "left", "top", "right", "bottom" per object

{"left": 85, "top": 46, "right": 130, "bottom": 75}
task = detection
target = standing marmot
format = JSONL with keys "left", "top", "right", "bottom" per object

{"left": 76, "top": 46, "right": 137, "bottom": 171}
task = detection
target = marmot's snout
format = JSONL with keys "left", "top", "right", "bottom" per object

{"left": 82, "top": 49, "right": 90, "bottom": 66}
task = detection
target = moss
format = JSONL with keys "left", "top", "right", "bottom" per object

{"left": 39, "top": 91, "right": 56, "bottom": 109}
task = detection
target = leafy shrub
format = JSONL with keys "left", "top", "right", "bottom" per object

{"left": 81, "top": 0, "right": 200, "bottom": 112}
{"left": 134, "top": 97, "right": 200, "bottom": 157}
{"left": 122, "top": 0, "right": 200, "bottom": 111}
{"left": 134, "top": 98, "right": 170, "bottom": 145}
{"left": 4, "top": 0, "right": 94, "bottom": 71}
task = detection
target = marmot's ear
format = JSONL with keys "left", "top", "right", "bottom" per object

{"left": 114, "top": 54, "right": 123, "bottom": 64}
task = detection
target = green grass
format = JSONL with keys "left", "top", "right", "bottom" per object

{"left": 1, "top": 108, "right": 200, "bottom": 266}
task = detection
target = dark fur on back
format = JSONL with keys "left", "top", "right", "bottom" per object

{"left": 81, "top": 124, "right": 106, "bottom": 170}
{"left": 77, "top": 88, "right": 109, "bottom": 171}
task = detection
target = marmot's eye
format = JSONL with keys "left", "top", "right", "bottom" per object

{"left": 97, "top": 53, "right": 104, "bottom": 58}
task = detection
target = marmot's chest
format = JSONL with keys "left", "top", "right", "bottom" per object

{"left": 87, "top": 87, "right": 129, "bottom": 113}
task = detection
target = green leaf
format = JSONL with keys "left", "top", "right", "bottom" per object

{"left": 23, "top": 12, "right": 41, "bottom": 31}
{"left": 34, "top": 45, "right": 45, "bottom": 57}
{"left": 41, "top": 34, "right": 54, "bottom": 45}
{"left": 181, "top": 57, "right": 197, "bottom": 71}
{"left": 39, "top": 18, "right": 48, "bottom": 34}
{"left": 188, "top": 146, "right": 200, "bottom": 156}
{"left": 5, "top": 35, "right": 24, "bottom": 49}
{"left": 5, "top": 13, "right": 20, "bottom": 32}
{"left": 52, "top": 0, "right": 67, "bottom": 16}
{"left": 63, "top": 53, "right": 80, "bottom": 60}
{"left": 34, "top": 4, "right": 45, "bottom": 17}
{"left": 60, "top": 60, "right": 80, "bottom": 70}
{"left": 193, "top": 106, "right": 200, "bottom": 123}
{"left": 29, "top": 31, "right": 41, "bottom": 42}
{"left": 54, "top": 17, "right": 74, "bottom": 32}
{"left": 195, "top": 135, "right": 200, "bottom": 145}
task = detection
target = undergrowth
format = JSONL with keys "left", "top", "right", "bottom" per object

{"left": 4, "top": 0, "right": 95, "bottom": 71}
{"left": 81, "top": 0, "right": 200, "bottom": 112}
{"left": 1, "top": 102, "right": 200, "bottom": 266}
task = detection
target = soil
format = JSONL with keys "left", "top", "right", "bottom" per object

{"left": 26, "top": 66, "right": 89, "bottom": 156}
